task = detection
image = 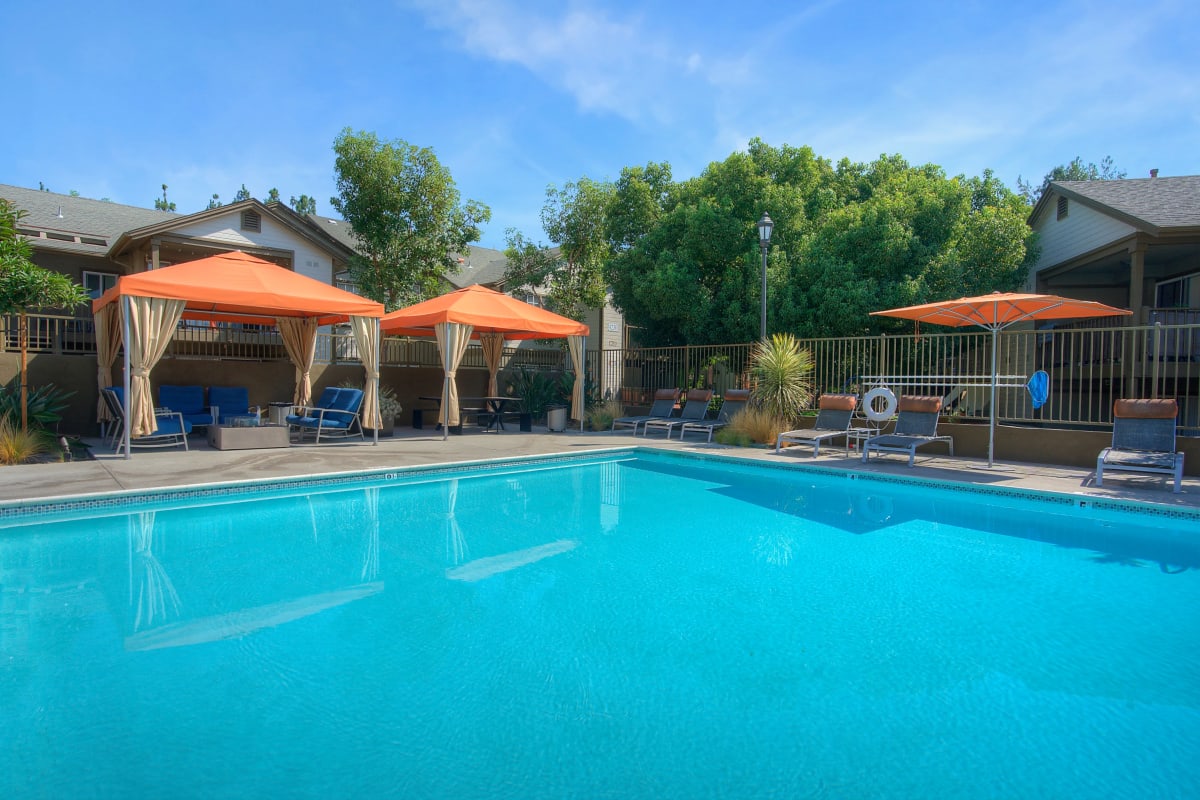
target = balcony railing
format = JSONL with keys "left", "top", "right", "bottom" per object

{"left": 6, "top": 313, "right": 1199, "bottom": 434}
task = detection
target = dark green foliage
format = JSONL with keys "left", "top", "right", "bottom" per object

{"left": 502, "top": 367, "right": 561, "bottom": 420}
{"left": 0, "top": 376, "right": 75, "bottom": 430}
{"left": 603, "top": 141, "right": 1037, "bottom": 345}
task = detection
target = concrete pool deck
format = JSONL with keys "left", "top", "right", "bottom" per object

{"left": 0, "top": 426, "right": 1195, "bottom": 510}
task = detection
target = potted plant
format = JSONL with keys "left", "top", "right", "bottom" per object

{"left": 339, "top": 380, "right": 403, "bottom": 436}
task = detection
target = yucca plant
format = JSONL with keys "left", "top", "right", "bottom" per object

{"left": 748, "top": 333, "right": 814, "bottom": 426}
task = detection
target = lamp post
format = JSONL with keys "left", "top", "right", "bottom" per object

{"left": 757, "top": 212, "right": 773, "bottom": 340}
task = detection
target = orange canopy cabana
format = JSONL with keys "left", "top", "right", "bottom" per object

{"left": 92, "top": 251, "right": 384, "bottom": 456}
{"left": 380, "top": 285, "right": 589, "bottom": 437}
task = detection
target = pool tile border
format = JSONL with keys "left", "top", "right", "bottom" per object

{"left": 642, "top": 448, "right": 1200, "bottom": 523}
{"left": 2, "top": 445, "right": 1196, "bottom": 525}
{"left": 0, "top": 448, "right": 639, "bottom": 522}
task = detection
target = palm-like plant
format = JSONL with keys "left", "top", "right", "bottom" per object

{"left": 749, "top": 333, "right": 814, "bottom": 425}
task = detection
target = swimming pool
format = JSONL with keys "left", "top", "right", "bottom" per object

{"left": 2, "top": 449, "right": 1198, "bottom": 798}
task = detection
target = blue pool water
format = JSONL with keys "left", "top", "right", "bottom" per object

{"left": 2, "top": 450, "right": 1199, "bottom": 799}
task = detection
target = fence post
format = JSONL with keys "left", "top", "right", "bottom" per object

{"left": 877, "top": 333, "right": 887, "bottom": 378}
{"left": 1152, "top": 321, "right": 1161, "bottom": 399}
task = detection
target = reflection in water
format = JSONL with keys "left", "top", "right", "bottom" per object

{"left": 753, "top": 530, "right": 795, "bottom": 566}
{"left": 125, "top": 582, "right": 384, "bottom": 651}
{"left": 130, "top": 511, "right": 180, "bottom": 632}
{"left": 600, "top": 461, "right": 622, "bottom": 533}
{"left": 119, "top": 487, "right": 387, "bottom": 650}
{"left": 445, "top": 540, "right": 578, "bottom": 582}
{"left": 444, "top": 479, "right": 468, "bottom": 566}
{"left": 361, "top": 487, "right": 380, "bottom": 582}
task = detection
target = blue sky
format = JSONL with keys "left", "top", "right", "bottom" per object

{"left": 3, "top": 0, "right": 1196, "bottom": 250}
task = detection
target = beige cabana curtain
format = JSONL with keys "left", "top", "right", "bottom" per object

{"left": 276, "top": 317, "right": 319, "bottom": 407}
{"left": 349, "top": 315, "right": 382, "bottom": 430}
{"left": 94, "top": 303, "right": 123, "bottom": 423}
{"left": 435, "top": 321, "right": 474, "bottom": 431}
{"left": 567, "top": 334, "right": 585, "bottom": 423}
{"left": 126, "top": 297, "right": 186, "bottom": 436}
{"left": 479, "top": 332, "right": 505, "bottom": 396}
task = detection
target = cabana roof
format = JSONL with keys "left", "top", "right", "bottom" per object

{"left": 93, "top": 250, "right": 382, "bottom": 325}
{"left": 380, "top": 284, "right": 587, "bottom": 340}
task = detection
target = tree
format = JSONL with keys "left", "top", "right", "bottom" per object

{"left": 1017, "top": 156, "right": 1126, "bottom": 204}
{"left": 206, "top": 193, "right": 222, "bottom": 210}
{"left": 501, "top": 228, "right": 558, "bottom": 308}
{"left": 504, "top": 178, "right": 612, "bottom": 320}
{"left": 0, "top": 200, "right": 90, "bottom": 431}
{"left": 330, "top": 128, "right": 491, "bottom": 310}
{"left": 266, "top": 188, "right": 281, "bottom": 204}
{"left": 232, "top": 184, "right": 251, "bottom": 202}
{"left": 605, "top": 144, "right": 1035, "bottom": 344}
{"left": 154, "top": 184, "right": 176, "bottom": 212}
{"left": 606, "top": 162, "right": 673, "bottom": 251}
{"left": 290, "top": 194, "right": 317, "bottom": 215}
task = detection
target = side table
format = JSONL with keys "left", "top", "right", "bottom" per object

{"left": 207, "top": 424, "right": 290, "bottom": 451}
{"left": 268, "top": 402, "right": 293, "bottom": 426}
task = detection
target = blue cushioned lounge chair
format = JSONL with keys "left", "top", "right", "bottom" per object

{"left": 104, "top": 386, "right": 192, "bottom": 455}
{"left": 157, "top": 384, "right": 215, "bottom": 429}
{"left": 286, "top": 387, "right": 365, "bottom": 443}
{"left": 209, "top": 385, "right": 257, "bottom": 424}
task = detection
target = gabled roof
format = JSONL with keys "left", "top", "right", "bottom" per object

{"left": 0, "top": 183, "right": 173, "bottom": 256}
{"left": 445, "top": 245, "right": 510, "bottom": 289}
{"left": 108, "top": 198, "right": 359, "bottom": 262}
{"left": 1030, "top": 175, "right": 1200, "bottom": 235}
{"left": 299, "top": 212, "right": 509, "bottom": 288}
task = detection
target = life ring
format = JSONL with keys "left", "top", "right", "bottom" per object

{"left": 863, "top": 387, "right": 897, "bottom": 422}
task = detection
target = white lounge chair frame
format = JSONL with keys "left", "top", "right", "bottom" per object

{"left": 860, "top": 395, "right": 954, "bottom": 466}
{"left": 775, "top": 394, "right": 859, "bottom": 457}
{"left": 1096, "top": 399, "right": 1184, "bottom": 493}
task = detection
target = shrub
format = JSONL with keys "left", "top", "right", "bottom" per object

{"left": 585, "top": 399, "right": 623, "bottom": 431}
{"left": 0, "top": 376, "right": 75, "bottom": 430}
{"left": 715, "top": 407, "right": 784, "bottom": 446}
{"left": 337, "top": 379, "right": 403, "bottom": 419}
{"left": 748, "top": 334, "right": 814, "bottom": 426}
{"left": 0, "top": 417, "right": 49, "bottom": 464}
{"left": 503, "top": 366, "right": 561, "bottom": 420}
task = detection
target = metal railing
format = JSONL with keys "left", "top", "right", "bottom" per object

{"left": 6, "top": 313, "right": 1199, "bottom": 434}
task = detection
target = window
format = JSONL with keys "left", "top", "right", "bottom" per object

{"left": 241, "top": 210, "right": 261, "bottom": 232}
{"left": 1156, "top": 276, "right": 1192, "bottom": 308}
{"left": 82, "top": 271, "right": 118, "bottom": 300}
{"left": 1056, "top": 196, "right": 1069, "bottom": 220}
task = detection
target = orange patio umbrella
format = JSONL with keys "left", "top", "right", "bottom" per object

{"left": 380, "top": 285, "right": 589, "bottom": 438}
{"left": 871, "top": 292, "right": 1132, "bottom": 466}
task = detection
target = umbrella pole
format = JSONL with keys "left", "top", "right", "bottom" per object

{"left": 989, "top": 328, "right": 998, "bottom": 468}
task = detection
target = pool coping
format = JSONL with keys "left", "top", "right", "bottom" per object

{"left": 4, "top": 444, "right": 1199, "bottom": 525}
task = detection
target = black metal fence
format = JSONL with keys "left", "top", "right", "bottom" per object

{"left": 6, "top": 313, "right": 1199, "bottom": 433}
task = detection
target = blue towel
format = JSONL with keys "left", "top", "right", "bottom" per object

{"left": 1026, "top": 370, "right": 1049, "bottom": 409}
